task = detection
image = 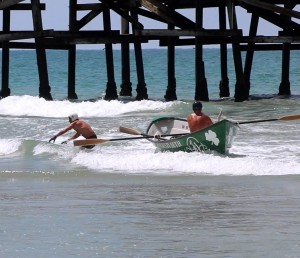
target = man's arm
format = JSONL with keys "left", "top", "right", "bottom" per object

{"left": 49, "top": 124, "right": 74, "bottom": 143}
{"left": 61, "top": 131, "right": 80, "bottom": 144}
{"left": 69, "top": 131, "right": 81, "bottom": 140}
{"left": 56, "top": 124, "right": 74, "bottom": 137}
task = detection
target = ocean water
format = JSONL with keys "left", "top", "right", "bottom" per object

{"left": 1, "top": 49, "right": 300, "bottom": 257}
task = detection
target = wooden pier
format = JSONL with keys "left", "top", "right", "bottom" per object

{"left": 1, "top": 0, "right": 300, "bottom": 101}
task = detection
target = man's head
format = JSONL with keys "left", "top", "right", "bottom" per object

{"left": 68, "top": 113, "right": 79, "bottom": 123}
{"left": 193, "top": 101, "right": 203, "bottom": 113}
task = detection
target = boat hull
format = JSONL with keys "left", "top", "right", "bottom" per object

{"left": 145, "top": 117, "right": 238, "bottom": 154}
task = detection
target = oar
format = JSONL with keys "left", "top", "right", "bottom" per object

{"left": 74, "top": 135, "right": 158, "bottom": 147}
{"left": 119, "top": 126, "right": 147, "bottom": 136}
{"left": 237, "top": 114, "right": 300, "bottom": 125}
{"left": 119, "top": 126, "right": 188, "bottom": 137}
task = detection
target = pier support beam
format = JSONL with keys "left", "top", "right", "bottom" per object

{"left": 278, "top": 6, "right": 291, "bottom": 96}
{"left": 120, "top": 42, "right": 132, "bottom": 96}
{"left": 195, "top": 1, "right": 209, "bottom": 101}
{"left": 164, "top": 1, "right": 177, "bottom": 101}
{"left": 219, "top": 5, "right": 230, "bottom": 98}
{"left": 227, "top": 0, "right": 248, "bottom": 102}
{"left": 1, "top": 9, "right": 11, "bottom": 98}
{"left": 103, "top": 6, "right": 118, "bottom": 100}
{"left": 244, "top": 14, "right": 259, "bottom": 97}
{"left": 68, "top": 0, "right": 78, "bottom": 100}
{"left": 120, "top": 16, "right": 132, "bottom": 97}
{"left": 278, "top": 43, "right": 291, "bottom": 95}
{"left": 68, "top": 46, "right": 78, "bottom": 99}
{"left": 133, "top": 41, "right": 148, "bottom": 100}
{"left": 131, "top": 10, "right": 148, "bottom": 100}
{"left": 164, "top": 41, "right": 177, "bottom": 101}
{"left": 31, "top": 0, "right": 52, "bottom": 100}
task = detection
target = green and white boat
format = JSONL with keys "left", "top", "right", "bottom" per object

{"left": 145, "top": 117, "right": 239, "bottom": 154}
{"left": 77, "top": 114, "right": 299, "bottom": 151}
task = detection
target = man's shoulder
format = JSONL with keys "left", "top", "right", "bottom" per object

{"left": 202, "top": 113, "right": 211, "bottom": 119}
{"left": 74, "top": 119, "right": 84, "bottom": 124}
{"left": 187, "top": 113, "right": 195, "bottom": 120}
{"left": 70, "top": 120, "right": 81, "bottom": 127}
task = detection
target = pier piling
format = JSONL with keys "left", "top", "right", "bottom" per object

{"left": 120, "top": 17, "right": 133, "bottom": 97}
{"left": 32, "top": 0, "right": 52, "bottom": 100}
{"left": 67, "top": 0, "right": 78, "bottom": 100}
{"left": 219, "top": 5, "right": 230, "bottom": 98}
{"left": 1, "top": 8, "right": 10, "bottom": 98}
{"left": 0, "top": 1, "right": 300, "bottom": 101}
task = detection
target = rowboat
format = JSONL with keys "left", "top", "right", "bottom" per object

{"left": 144, "top": 117, "right": 239, "bottom": 154}
{"left": 74, "top": 114, "right": 300, "bottom": 153}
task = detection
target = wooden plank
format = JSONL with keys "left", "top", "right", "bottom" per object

{"left": 3, "top": 3, "right": 45, "bottom": 10}
{"left": 136, "top": 8, "right": 166, "bottom": 23}
{"left": 137, "top": 29, "right": 242, "bottom": 37}
{"left": 237, "top": 0, "right": 300, "bottom": 19}
{"left": 50, "top": 30, "right": 120, "bottom": 37}
{"left": 140, "top": 0, "right": 300, "bottom": 9}
{"left": 140, "top": 0, "right": 195, "bottom": 29}
{"left": 0, "top": 0, "right": 25, "bottom": 9}
{"left": 0, "top": 41, "right": 70, "bottom": 49}
{"left": 65, "top": 35, "right": 148, "bottom": 44}
{"left": 0, "top": 30, "right": 53, "bottom": 42}
{"left": 243, "top": 35, "right": 300, "bottom": 43}
{"left": 76, "top": 9, "right": 103, "bottom": 30}
{"left": 3, "top": 39, "right": 300, "bottom": 51}
{"left": 159, "top": 35, "right": 300, "bottom": 46}
{"left": 77, "top": 3, "right": 102, "bottom": 11}
{"left": 240, "top": 44, "right": 300, "bottom": 51}
{"left": 101, "top": 0, "right": 144, "bottom": 30}
{"left": 239, "top": 2, "right": 300, "bottom": 31}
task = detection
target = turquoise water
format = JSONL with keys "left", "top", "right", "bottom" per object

{"left": 5, "top": 48, "right": 300, "bottom": 100}
{"left": 1, "top": 49, "right": 300, "bottom": 257}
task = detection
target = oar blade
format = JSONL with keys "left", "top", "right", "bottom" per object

{"left": 73, "top": 138, "right": 109, "bottom": 146}
{"left": 279, "top": 114, "right": 300, "bottom": 121}
{"left": 119, "top": 126, "right": 142, "bottom": 135}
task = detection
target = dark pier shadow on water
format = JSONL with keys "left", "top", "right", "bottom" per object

{"left": 211, "top": 94, "right": 300, "bottom": 102}
{"left": 60, "top": 93, "right": 300, "bottom": 104}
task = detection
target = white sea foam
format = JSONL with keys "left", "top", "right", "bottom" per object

{"left": 33, "top": 141, "right": 76, "bottom": 160}
{"left": 0, "top": 95, "right": 178, "bottom": 118}
{"left": 0, "top": 139, "right": 21, "bottom": 155}
{"left": 70, "top": 146, "right": 300, "bottom": 176}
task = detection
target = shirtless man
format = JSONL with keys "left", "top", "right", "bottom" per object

{"left": 49, "top": 113, "right": 97, "bottom": 144}
{"left": 187, "top": 101, "right": 213, "bottom": 133}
